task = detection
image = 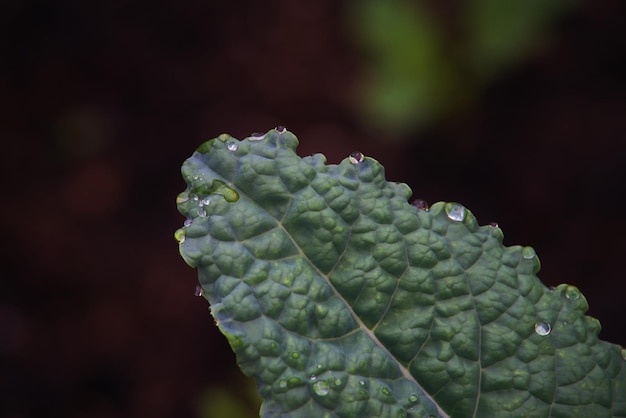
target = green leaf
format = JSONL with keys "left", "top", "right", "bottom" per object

{"left": 176, "top": 129, "right": 626, "bottom": 418}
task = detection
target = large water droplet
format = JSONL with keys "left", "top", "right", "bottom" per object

{"left": 312, "top": 380, "right": 330, "bottom": 396}
{"left": 358, "top": 380, "right": 367, "bottom": 387}
{"left": 310, "top": 375, "right": 317, "bottom": 381}
{"left": 183, "top": 218, "right": 193, "bottom": 227}
{"left": 408, "top": 394, "right": 419, "bottom": 404}
{"left": 445, "top": 203, "right": 466, "bottom": 222}
{"left": 194, "top": 285, "right": 203, "bottom": 297}
{"left": 535, "top": 322, "right": 551, "bottom": 336}
{"left": 522, "top": 246, "right": 536, "bottom": 259}
{"left": 565, "top": 286, "right": 580, "bottom": 300}
{"left": 197, "top": 208, "right": 207, "bottom": 217}
{"left": 411, "top": 199, "right": 429, "bottom": 211}
{"left": 250, "top": 132, "right": 265, "bottom": 141}
{"left": 227, "top": 142, "right": 238, "bottom": 151}
{"left": 381, "top": 387, "right": 392, "bottom": 397}
{"left": 349, "top": 151, "right": 364, "bottom": 164}
{"left": 200, "top": 198, "right": 210, "bottom": 206}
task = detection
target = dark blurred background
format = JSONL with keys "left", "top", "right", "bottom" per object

{"left": 2, "top": 1, "right": 625, "bottom": 417}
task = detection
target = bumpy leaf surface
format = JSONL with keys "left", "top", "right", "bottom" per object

{"left": 176, "top": 129, "right": 626, "bottom": 418}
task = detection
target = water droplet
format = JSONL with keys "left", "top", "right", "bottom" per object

{"left": 316, "top": 364, "right": 323, "bottom": 370}
{"left": 192, "top": 195, "right": 199, "bottom": 201}
{"left": 183, "top": 218, "right": 192, "bottom": 227}
{"left": 278, "top": 379, "right": 287, "bottom": 388}
{"left": 445, "top": 203, "right": 466, "bottom": 222}
{"left": 197, "top": 208, "right": 207, "bottom": 217}
{"left": 275, "top": 126, "right": 286, "bottom": 133}
{"left": 200, "top": 198, "right": 210, "bottom": 206}
{"left": 358, "top": 380, "right": 367, "bottom": 387}
{"left": 174, "top": 229, "right": 186, "bottom": 244}
{"left": 312, "top": 380, "right": 330, "bottom": 396}
{"left": 227, "top": 142, "right": 237, "bottom": 151}
{"left": 534, "top": 322, "right": 551, "bottom": 336}
{"left": 408, "top": 394, "right": 419, "bottom": 404}
{"left": 288, "top": 377, "right": 302, "bottom": 385}
{"left": 489, "top": 222, "right": 499, "bottom": 228}
{"left": 333, "top": 378, "right": 342, "bottom": 387}
{"left": 411, "top": 199, "right": 429, "bottom": 211}
{"left": 194, "top": 285, "right": 203, "bottom": 297}
{"left": 310, "top": 375, "right": 317, "bottom": 381}
{"left": 250, "top": 132, "right": 265, "bottom": 141}
{"left": 291, "top": 352, "right": 300, "bottom": 360}
{"left": 349, "top": 151, "right": 364, "bottom": 164}
{"left": 522, "top": 246, "right": 536, "bottom": 259}
{"left": 565, "top": 286, "right": 580, "bottom": 300}
{"left": 381, "top": 387, "right": 392, "bottom": 397}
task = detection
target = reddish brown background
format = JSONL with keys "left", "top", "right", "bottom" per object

{"left": 1, "top": 1, "right": 625, "bottom": 417}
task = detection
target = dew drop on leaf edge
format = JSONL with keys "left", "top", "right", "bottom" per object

{"left": 227, "top": 142, "right": 237, "bottom": 151}
{"left": 566, "top": 286, "right": 580, "bottom": 300}
{"left": 411, "top": 199, "right": 429, "bottom": 211}
{"left": 535, "top": 322, "right": 551, "bottom": 336}
{"left": 174, "top": 229, "right": 185, "bottom": 244}
{"left": 522, "top": 246, "right": 536, "bottom": 259}
{"left": 445, "top": 203, "right": 465, "bottom": 222}
{"left": 349, "top": 151, "right": 364, "bottom": 164}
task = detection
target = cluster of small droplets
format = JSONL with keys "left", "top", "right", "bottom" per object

{"left": 534, "top": 322, "right": 551, "bottom": 336}
{"left": 349, "top": 151, "right": 364, "bottom": 164}
{"left": 411, "top": 199, "right": 429, "bottom": 211}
